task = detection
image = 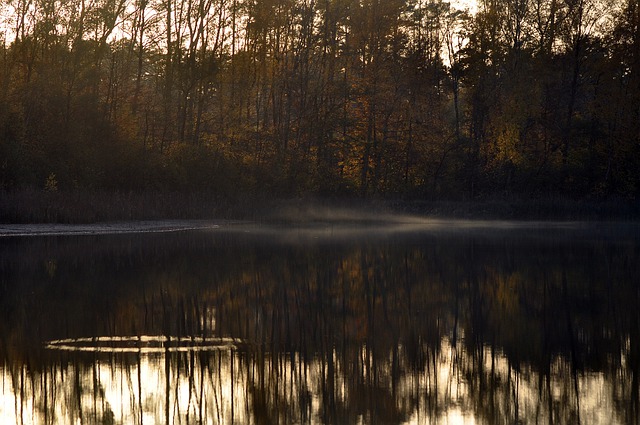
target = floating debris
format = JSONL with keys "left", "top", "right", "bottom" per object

{"left": 45, "top": 335, "right": 246, "bottom": 353}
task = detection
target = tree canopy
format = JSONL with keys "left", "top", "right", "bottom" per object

{"left": 0, "top": 0, "right": 638, "bottom": 200}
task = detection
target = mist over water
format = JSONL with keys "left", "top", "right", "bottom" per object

{"left": 1, "top": 221, "right": 639, "bottom": 424}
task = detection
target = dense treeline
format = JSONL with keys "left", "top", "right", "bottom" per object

{"left": 0, "top": 0, "right": 638, "bottom": 199}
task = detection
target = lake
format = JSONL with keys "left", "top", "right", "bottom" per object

{"left": 1, "top": 220, "right": 639, "bottom": 424}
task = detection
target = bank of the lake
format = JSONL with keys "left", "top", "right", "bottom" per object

{"left": 1, "top": 189, "right": 639, "bottom": 223}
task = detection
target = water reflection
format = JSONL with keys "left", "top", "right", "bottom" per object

{"left": 0, "top": 223, "right": 639, "bottom": 424}
{"left": 1, "top": 349, "right": 246, "bottom": 424}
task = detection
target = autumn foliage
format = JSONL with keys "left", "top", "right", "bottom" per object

{"left": 0, "top": 0, "right": 639, "bottom": 200}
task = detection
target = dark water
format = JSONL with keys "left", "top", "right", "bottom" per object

{"left": 1, "top": 221, "right": 639, "bottom": 424}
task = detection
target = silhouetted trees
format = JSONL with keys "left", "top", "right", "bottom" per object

{"left": 0, "top": 0, "right": 637, "bottom": 199}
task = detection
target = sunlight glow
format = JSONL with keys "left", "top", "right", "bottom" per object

{"left": 0, "top": 335, "right": 630, "bottom": 424}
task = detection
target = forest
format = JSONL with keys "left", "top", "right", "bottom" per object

{"left": 0, "top": 0, "right": 639, "bottom": 203}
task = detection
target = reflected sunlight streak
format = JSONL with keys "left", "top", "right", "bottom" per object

{"left": 0, "top": 335, "right": 630, "bottom": 424}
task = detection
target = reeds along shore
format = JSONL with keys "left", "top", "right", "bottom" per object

{"left": 1, "top": 190, "right": 638, "bottom": 224}
{"left": 0, "top": 190, "right": 234, "bottom": 224}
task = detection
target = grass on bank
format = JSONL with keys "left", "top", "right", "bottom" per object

{"left": 0, "top": 190, "right": 252, "bottom": 224}
{"left": 1, "top": 189, "right": 639, "bottom": 224}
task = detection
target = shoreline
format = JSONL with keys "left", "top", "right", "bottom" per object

{"left": 1, "top": 189, "right": 639, "bottom": 224}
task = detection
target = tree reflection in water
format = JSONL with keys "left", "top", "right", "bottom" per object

{"left": 0, "top": 223, "right": 639, "bottom": 424}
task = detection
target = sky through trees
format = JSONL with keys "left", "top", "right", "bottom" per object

{"left": 0, "top": 0, "right": 638, "bottom": 199}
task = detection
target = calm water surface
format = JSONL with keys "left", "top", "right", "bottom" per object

{"left": 1, "top": 221, "right": 639, "bottom": 424}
